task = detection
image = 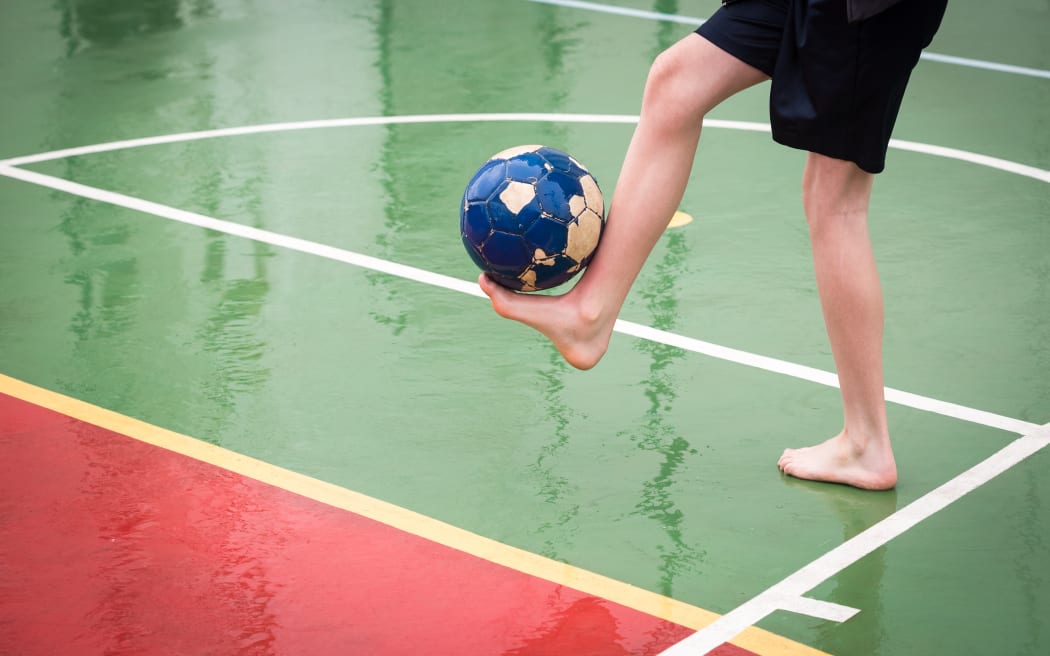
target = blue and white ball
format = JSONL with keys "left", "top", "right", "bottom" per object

{"left": 460, "top": 145, "right": 605, "bottom": 291}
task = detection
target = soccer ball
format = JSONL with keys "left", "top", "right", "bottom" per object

{"left": 460, "top": 144, "right": 605, "bottom": 291}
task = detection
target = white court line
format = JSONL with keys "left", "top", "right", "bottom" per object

{"left": 1, "top": 112, "right": 1046, "bottom": 638}
{"left": 0, "top": 163, "right": 1040, "bottom": 440}
{"left": 0, "top": 112, "right": 1044, "bottom": 434}
{"left": 658, "top": 422, "right": 1050, "bottom": 655}
{"left": 887, "top": 139, "right": 1050, "bottom": 183}
{"left": 4, "top": 163, "right": 1048, "bottom": 649}
{"left": 0, "top": 165, "right": 484, "bottom": 301}
{"left": 918, "top": 52, "right": 1050, "bottom": 80}
{"left": 528, "top": 0, "right": 705, "bottom": 25}
{"left": 777, "top": 597, "right": 859, "bottom": 624}
{"left": 526, "top": 0, "right": 1050, "bottom": 80}
{"left": 615, "top": 321, "right": 1038, "bottom": 435}
{"left": 0, "top": 114, "right": 636, "bottom": 167}
{"left": 1, "top": 113, "right": 1047, "bottom": 183}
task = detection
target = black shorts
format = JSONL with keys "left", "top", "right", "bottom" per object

{"left": 696, "top": 0, "right": 947, "bottom": 173}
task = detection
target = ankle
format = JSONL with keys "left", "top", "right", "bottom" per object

{"left": 569, "top": 292, "right": 610, "bottom": 329}
{"left": 839, "top": 426, "right": 895, "bottom": 468}
{"left": 843, "top": 414, "right": 889, "bottom": 443}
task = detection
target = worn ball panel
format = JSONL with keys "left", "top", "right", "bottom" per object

{"left": 490, "top": 273, "right": 529, "bottom": 291}
{"left": 461, "top": 202, "right": 492, "bottom": 246}
{"left": 534, "top": 146, "right": 578, "bottom": 175}
{"left": 488, "top": 184, "right": 541, "bottom": 234}
{"left": 565, "top": 209, "right": 603, "bottom": 263}
{"left": 568, "top": 194, "right": 587, "bottom": 219}
{"left": 460, "top": 144, "right": 606, "bottom": 291}
{"left": 519, "top": 255, "right": 582, "bottom": 291}
{"left": 505, "top": 151, "right": 550, "bottom": 182}
{"left": 480, "top": 231, "right": 531, "bottom": 277}
{"left": 491, "top": 144, "right": 545, "bottom": 161}
{"left": 463, "top": 237, "right": 490, "bottom": 272}
{"left": 579, "top": 174, "right": 604, "bottom": 217}
{"left": 536, "top": 171, "right": 584, "bottom": 219}
{"left": 464, "top": 159, "right": 507, "bottom": 203}
{"left": 524, "top": 216, "right": 569, "bottom": 255}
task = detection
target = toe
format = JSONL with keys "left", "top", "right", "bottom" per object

{"left": 478, "top": 274, "right": 516, "bottom": 318}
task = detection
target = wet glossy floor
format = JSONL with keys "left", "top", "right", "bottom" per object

{"left": 2, "top": 391, "right": 731, "bottom": 655}
{"left": 1, "top": 1, "right": 1048, "bottom": 655}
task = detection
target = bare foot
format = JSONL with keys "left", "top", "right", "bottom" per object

{"left": 477, "top": 274, "right": 615, "bottom": 370}
{"left": 778, "top": 430, "right": 898, "bottom": 491}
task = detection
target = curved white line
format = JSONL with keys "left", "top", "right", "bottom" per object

{"left": 0, "top": 114, "right": 1046, "bottom": 184}
{"left": 918, "top": 52, "right": 1050, "bottom": 80}
{"left": 889, "top": 138, "right": 1050, "bottom": 183}
{"left": 0, "top": 114, "right": 639, "bottom": 167}
{"left": 1, "top": 112, "right": 1047, "bottom": 646}
{"left": 528, "top": 0, "right": 705, "bottom": 25}
{"left": 526, "top": 0, "right": 1050, "bottom": 80}
{"left": 0, "top": 161, "right": 1040, "bottom": 437}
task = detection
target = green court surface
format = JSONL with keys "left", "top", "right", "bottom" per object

{"left": 1, "top": 1, "right": 1048, "bottom": 654}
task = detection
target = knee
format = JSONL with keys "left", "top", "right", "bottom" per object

{"left": 802, "top": 154, "right": 875, "bottom": 234}
{"left": 641, "top": 47, "right": 706, "bottom": 126}
{"left": 646, "top": 48, "right": 682, "bottom": 97}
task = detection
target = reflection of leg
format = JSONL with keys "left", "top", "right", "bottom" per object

{"left": 782, "top": 478, "right": 897, "bottom": 650}
{"left": 778, "top": 153, "right": 897, "bottom": 490}
{"left": 480, "top": 34, "right": 768, "bottom": 370}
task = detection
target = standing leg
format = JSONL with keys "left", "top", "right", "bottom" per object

{"left": 777, "top": 152, "right": 898, "bottom": 490}
{"left": 479, "top": 34, "right": 768, "bottom": 369}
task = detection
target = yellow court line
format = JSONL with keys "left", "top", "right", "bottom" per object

{"left": 0, "top": 373, "right": 827, "bottom": 656}
{"left": 668, "top": 210, "right": 694, "bottom": 228}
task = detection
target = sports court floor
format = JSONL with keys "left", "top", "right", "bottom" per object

{"left": 1, "top": 1, "right": 1048, "bottom": 654}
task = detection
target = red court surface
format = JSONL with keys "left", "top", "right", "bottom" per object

{"left": 0, "top": 392, "right": 760, "bottom": 656}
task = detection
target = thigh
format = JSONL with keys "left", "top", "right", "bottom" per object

{"left": 645, "top": 33, "right": 770, "bottom": 121}
{"left": 695, "top": 0, "right": 790, "bottom": 78}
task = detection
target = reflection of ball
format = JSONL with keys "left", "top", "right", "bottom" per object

{"left": 460, "top": 145, "right": 605, "bottom": 292}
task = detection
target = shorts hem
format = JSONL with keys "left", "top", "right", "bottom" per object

{"left": 770, "top": 130, "right": 885, "bottom": 174}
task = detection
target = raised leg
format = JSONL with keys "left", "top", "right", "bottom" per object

{"left": 777, "top": 153, "right": 898, "bottom": 490}
{"left": 479, "top": 33, "right": 768, "bottom": 369}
